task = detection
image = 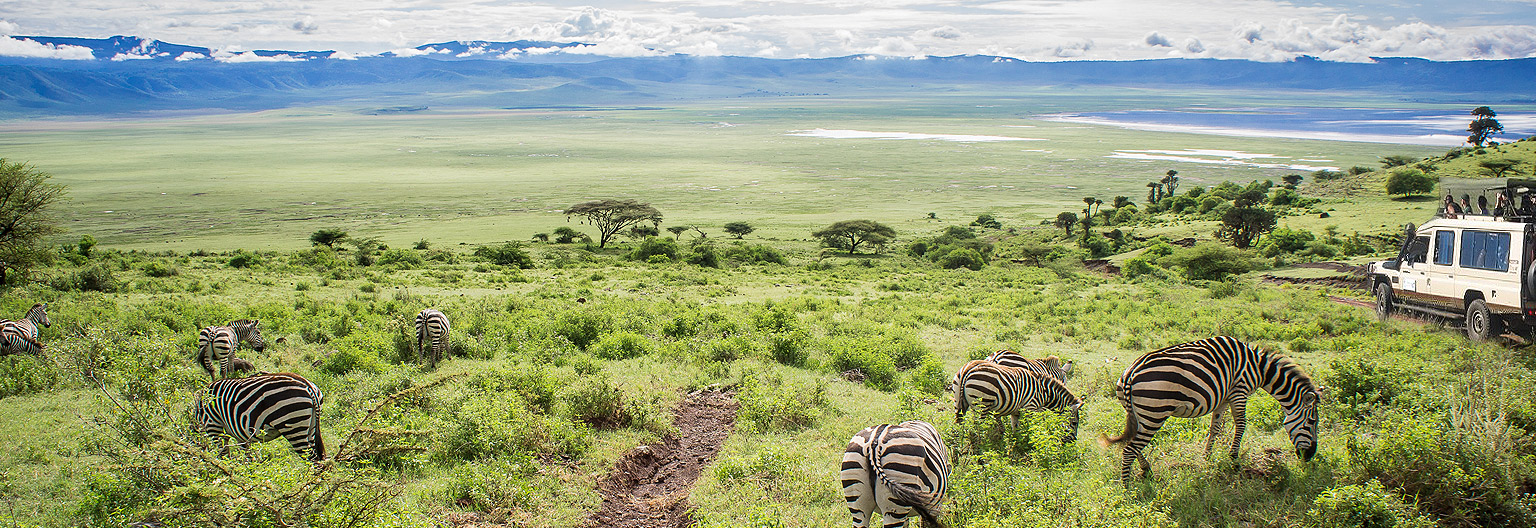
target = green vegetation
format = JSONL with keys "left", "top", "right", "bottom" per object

{"left": 0, "top": 159, "right": 66, "bottom": 285}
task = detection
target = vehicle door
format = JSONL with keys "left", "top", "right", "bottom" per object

{"left": 1457, "top": 229, "right": 1518, "bottom": 312}
{"left": 1396, "top": 235, "right": 1433, "bottom": 304}
{"left": 1421, "top": 229, "right": 1461, "bottom": 309}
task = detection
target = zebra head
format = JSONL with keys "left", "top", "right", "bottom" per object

{"left": 1065, "top": 401, "right": 1083, "bottom": 443}
{"left": 230, "top": 319, "right": 266, "bottom": 352}
{"left": 1282, "top": 385, "right": 1321, "bottom": 463}
{"left": 27, "top": 303, "right": 49, "bottom": 328}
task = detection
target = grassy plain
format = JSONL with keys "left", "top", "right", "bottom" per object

{"left": 2, "top": 93, "right": 1532, "bottom": 528}
{"left": 0, "top": 91, "right": 1444, "bottom": 251}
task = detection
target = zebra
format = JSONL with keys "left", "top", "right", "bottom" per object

{"left": 1100, "top": 336, "right": 1321, "bottom": 485}
{"left": 0, "top": 303, "right": 49, "bottom": 356}
{"left": 415, "top": 309, "right": 450, "bottom": 367}
{"left": 197, "top": 319, "right": 267, "bottom": 380}
{"left": 945, "top": 350, "right": 1072, "bottom": 393}
{"left": 841, "top": 420, "right": 951, "bottom": 528}
{"left": 956, "top": 360, "right": 1083, "bottom": 441}
{"left": 195, "top": 372, "right": 325, "bottom": 462}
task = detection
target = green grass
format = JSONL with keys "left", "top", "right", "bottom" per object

{"left": 1, "top": 237, "right": 1531, "bottom": 527}
{"left": 0, "top": 95, "right": 1440, "bottom": 251}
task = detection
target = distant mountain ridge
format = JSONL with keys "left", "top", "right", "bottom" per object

{"left": 1, "top": 34, "right": 1533, "bottom": 117}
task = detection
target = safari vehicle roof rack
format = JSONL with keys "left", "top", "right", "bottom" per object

{"left": 1437, "top": 178, "right": 1536, "bottom": 223}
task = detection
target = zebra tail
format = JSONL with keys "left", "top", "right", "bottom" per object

{"left": 1098, "top": 408, "right": 1136, "bottom": 447}
{"left": 879, "top": 471, "right": 946, "bottom": 528}
{"left": 310, "top": 411, "right": 326, "bottom": 461}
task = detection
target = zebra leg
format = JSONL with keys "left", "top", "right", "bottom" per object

{"left": 1228, "top": 394, "right": 1250, "bottom": 460}
{"left": 1122, "top": 418, "right": 1163, "bottom": 482}
{"left": 1204, "top": 402, "right": 1228, "bottom": 457}
{"left": 840, "top": 452, "right": 876, "bottom": 527}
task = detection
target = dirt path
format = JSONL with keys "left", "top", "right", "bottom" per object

{"left": 582, "top": 390, "right": 738, "bottom": 528}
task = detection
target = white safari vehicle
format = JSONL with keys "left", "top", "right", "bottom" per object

{"left": 1365, "top": 179, "right": 1536, "bottom": 341}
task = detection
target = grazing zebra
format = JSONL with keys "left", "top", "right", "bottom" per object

{"left": 1100, "top": 336, "right": 1321, "bottom": 485}
{"left": 945, "top": 350, "right": 1072, "bottom": 392}
{"left": 0, "top": 303, "right": 49, "bottom": 356}
{"left": 195, "top": 372, "right": 325, "bottom": 461}
{"left": 197, "top": 319, "right": 267, "bottom": 380}
{"left": 956, "top": 360, "right": 1083, "bottom": 441}
{"left": 841, "top": 420, "right": 951, "bottom": 528}
{"left": 415, "top": 309, "right": 450, "bottom": 367}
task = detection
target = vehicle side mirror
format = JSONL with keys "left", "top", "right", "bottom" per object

{"left": 1383, "top": 261, "right": 1401, "bottom": 270}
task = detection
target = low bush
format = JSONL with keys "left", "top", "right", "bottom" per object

{"left": 737, "top": 371, "right": 830, "bottom": 432}
{"left": 437, "top": 391, "right": 590, "bottom": 462}
{"left": 591, "top": 331, "right": 655, "bottom": 360}
{"left": 473, "top": 242, "right": 535, "bottom": 268}
{"left": 1306, "top": 480, "right": 1435, "bottom": 528}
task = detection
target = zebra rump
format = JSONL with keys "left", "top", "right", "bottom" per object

{"left": 841, "top": 421, "right": 950, "bottom": 528}
{"left": 196, "top": 372, "right": 325, "bottom": 461}
{"left": 415, "top": 309, "right": 451, "bottom": 367}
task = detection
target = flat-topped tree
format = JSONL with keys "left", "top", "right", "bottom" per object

{"left": 813, "top": 220, "right": 895, "bottom": 255}
{"left": 723, "top": 222, "right": 754, "bottom": 239}
{"left": 1468, "top": 106, "right": 1503, "bottom": 147}
{"left": 564, "top": 199, "right": 663, "bottom": 249}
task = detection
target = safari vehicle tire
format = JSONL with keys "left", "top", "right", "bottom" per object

{"left": 1465, "top": 299, "right": 1499, "bottom": 342}
{"left": 1374, "top": 283, "right": 1393, "bottom": 321}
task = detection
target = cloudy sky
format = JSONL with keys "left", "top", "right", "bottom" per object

{"left": 3, "top": 1, "right": 1536, "bottom": 62}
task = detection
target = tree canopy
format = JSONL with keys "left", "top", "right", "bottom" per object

{"left": 1216, "top": 204, "right": 1276, "bottom": 249}
{"left": 1385, "top": 168, "right": 1436, "bottom": 197}
{"left": 0, "top": 159, "right": 66, "bottom": 285}
{"left": 1479, "top": 158, "right": 1519, "bottom": 179}
{"left": 564, "top": 199, "right": 663, "bottom": 248}
{"left": 310, "top": 228, "right": 348, "bottom": 247}
{"left": 1468, "top": 106, "right": 1504, "bottom": 147}
{"left": 723, "top": 222, "right": 755, "bottom": 239}
{"left": 1379, "top": 155, "right": 1420, "bottom": 169}
{"left": 812, "top": 220, "right": 896, "bottom": 255}
{"left": 1054, "top": 212, "right": 1077, "bottom": 236}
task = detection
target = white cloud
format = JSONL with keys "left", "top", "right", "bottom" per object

{"left": 1183, "top": 37, "right": 1206, "bottom": 53}
{"left": 923, "top": 26, "right": 964, "bottom": 40}
{"left": 0, "top": 19, "right": 21, "bottom": 35}
{"left": 213, "top": 49, "right": 306, "bottom": 63}
{"left": 174, "top": 51, "right": 207, "bottom": 61}
{"left": 0, "top": 36, "right": 95, "bottom": 59}
{"left": 1145, "top": 32, "right": 1173, "bottom": 47}
{"left": 291, "top": 16, "right": 319, "bottom": 35}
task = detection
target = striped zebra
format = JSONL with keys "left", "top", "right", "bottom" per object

{"left": 841, "top": 420, "right": 951, "bottom": 528}
{"left": 1100, "top": 336, "right": 1321, "bottom": 484}
{"left": 415, "top": 309, "right": 450, "bottom": 367}
{"left": 195, "top": 372, "right": 325, "bottom": 461}
{"left": 956, "top": 360, "right": 1083, "bottom": 441}
{"left": 197, "top": 319, "right": 267, "bottom": 380}
{"left": 945, "top": 350, "right": 1071, "bottom": 393}
{"left": 0, "top": 303, "right": 49, "bottom": 356}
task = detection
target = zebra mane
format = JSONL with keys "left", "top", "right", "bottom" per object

{"left": 1033, "top": 368, "right": 1082, "bottom": 405}
{"left": 1259, "top": 349, "right": 1317, "bottom": 400}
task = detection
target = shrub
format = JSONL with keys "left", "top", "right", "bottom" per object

{"left": 737, "top": 371, "right": 830, "bottom": 432}
{"left": 1326, "top": 355, "right": 1411, "bottom": 420}
{"left": 946, "top": 453, "right": 1172, "bottom": 527}
{"left": 437, "top": 392, "right": 591, "bottom": 462}
{"left": 439, "top": 455, "right": 542, "bottom": 513}
{"left": 906, "top": 355, "right": 948, "bottom": 396}
{"left": 320, "top": 331, "right": 391, "bottom": 375}
{"left": 1162, "top": 243, "right": 1266, "bottom": 281}
{"left": 376, "top": 248, "right": 425, "bottom": 268}
{"left": 592, "top": 331, "right": 655, "bottom": 360}
{"left": 553, "top": 310, "right": 611, "bottom": 350}
{"left": 1306, "top": 480, "right": 1435, "bottom": 528}
{"left": 53, "top": 263, "right": 121, "bottom": 292}
{"left": 473, "top": 242, "right": 535, "bottom": 268}
{"left": 1122, "top": 256, "right": 1156, "bottom": 278}
{"left": 139, "top": 261, "right": 178, "bottom": 277}
{"left": 827, "top": 339, "right": 898, "bottom": 391}
{"left": 768, "top": 331, "right": 810, "bottom": 367}
{"left": 1258, "top": 228, "right": 1316, "bottom": 257}
{"left": 726, "top": 243, "right": 787, "bottom": 265}
{"left": 685, "top": 244, "right": 721, "bottom": 268}
{"left": 939, "top": 247, "right": 986, "bottom": 270}
{"left": 227, "top": 250, "right": 262, "bottom": 268}
{"left": 564, "top": 375, "right": 631, "bottom": 429}
{"left": 706, "top": 335, "right": 760, "bottom": 362}
{"left": 1385, "top": 168, "right": 1436, "bottom": 197}
{"left": 0, "top": 355, "right": 59, "bottom": 398}
{"left": 1346, "top": 414, "right": 1535, "bottom": 527}
{"left": 628, "top": 237, "right": 680, "bottom": 262}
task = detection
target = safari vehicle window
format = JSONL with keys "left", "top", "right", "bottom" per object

{"left": 1459, "top": 230, "right": 1511, "bottom": 271}
{"left": 1434, "top": 231, "right": 1455, "bottom": 266}
{"left": 1406, "top": 236, "right": 1430, "bottom": 264}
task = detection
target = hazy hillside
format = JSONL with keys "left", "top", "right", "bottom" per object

{"left": 1, "top": 35, "right": 1534, "bottom": 116}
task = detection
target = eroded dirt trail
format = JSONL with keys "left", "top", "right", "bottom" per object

{"left": 582, "top": 389, "right": 737, "bottom": 528}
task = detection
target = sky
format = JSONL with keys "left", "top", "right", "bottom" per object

{"left": 3, "top": 1, "right": 1536, "bottom": 62}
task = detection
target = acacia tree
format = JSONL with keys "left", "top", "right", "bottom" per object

{"left": 0, "top": 159, "right": 66, "bottom": 285}
{"left": 1054, "top": 212, "right": 1077, "bottom": 236}
{"left": 1161, "top": 170, "right": 1179, "bottom": 198}
{"left": 723, "top": 222, "right": 754, "bottom": 239}
{"left": 1480, "top": 158, "right": 1520, "bottom": 179}
{"left": 666, "top": 225, "right": 690, "bottom": 240}
{"left": 1216, "top": 205, "right": 1276, "bottom": 249}
{"left": 1281, "top": 174, "right": 1303, "bottom": 189}
{"left": 812, "top": 220, "right": 895, "bottom": 255}
{"left": 564, "top": 199, "right": 663, "bottom": 249}
{"left": 309, "top": 228, "right": 348, "bottom": 247}
{"left": 1468, "top": 106, "right": 1504, "bottom": 147}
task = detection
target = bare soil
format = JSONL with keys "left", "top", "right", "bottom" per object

{"left": 582, "top": 390, "right": 738, "bottom": 528}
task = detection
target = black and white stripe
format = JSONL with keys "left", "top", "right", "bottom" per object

{"left": 0, "top": 303, "right": 49, "bottom": 356}
{"left": 415, "top": 309, "right": 450, "bottom": 367}
{"left": 841, "top": 420, "right": 951, "bottom": 528}
{"left": 946, "top": 350, "right": 1071, "bottom": 392}
{"left": 1101, "top": 336, "right": 1321, "bottom": 484}
{"left": 955, "top": 360, "right": 1083, "bottom": 441}
{"left": 195, "top": 372, "right": 325, "bottom": 461}
{"left": 197, "top": 319, "right": 267, "bottom": 380}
